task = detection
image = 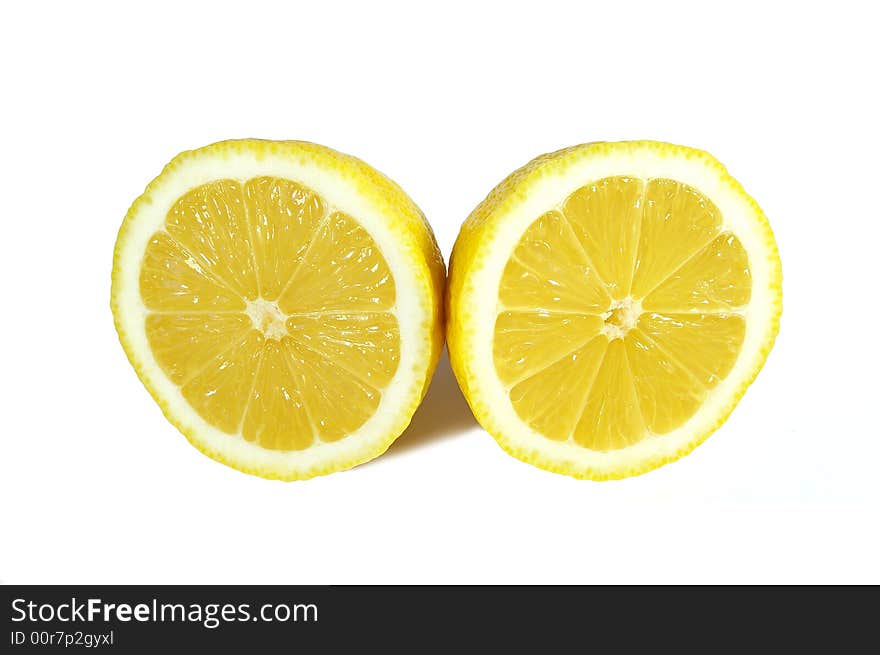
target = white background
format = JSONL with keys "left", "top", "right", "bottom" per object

{"left": 1, "top": 1, "right": 878, "bottom": 584}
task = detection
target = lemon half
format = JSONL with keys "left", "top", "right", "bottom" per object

{"left": 447, "top": 141, "right": 781, "bottom": 479}
{"left": 112, "top": 140, "right": 444, "bottom": 480}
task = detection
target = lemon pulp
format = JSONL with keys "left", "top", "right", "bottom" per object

{"left": 494, "top": 176, "right": 750, "bottom": 451}
{"left": 140, "top": 177, "right": 400, "bottom": 451}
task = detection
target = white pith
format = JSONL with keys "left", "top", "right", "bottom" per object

{"left": 114, "top": 149, "right": 429, "bottom": 478}
{"left": 463, "top": 146, "right": 779, "bottom": 475}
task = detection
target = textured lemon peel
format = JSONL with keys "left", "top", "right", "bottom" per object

{"left": 112, "top": 139, "right": 445, "bottom": 480}
{"left": 447, "top": 141, "right": 782, "bottom": 480}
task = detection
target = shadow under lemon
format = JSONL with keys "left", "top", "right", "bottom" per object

{"left": 381, "top": 349, "right": 478, "bottom": 458}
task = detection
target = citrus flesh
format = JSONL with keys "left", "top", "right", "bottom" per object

{"left": 448, "top": 142, "right": 781, "bottom": 479}
{"left": 113, "top": 141, "right": 443, "bottom": 479}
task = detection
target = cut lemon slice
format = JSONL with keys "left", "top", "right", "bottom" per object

{"left": 112, "top": 140, "right": 444, "bottom": 480}
{"left": 447, "top": 142, "right": 781, "bottom": 479}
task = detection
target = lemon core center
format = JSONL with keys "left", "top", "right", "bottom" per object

{"left": 600, "top": 297, "right": 642, "bottom": 340}
{"left": 246, "top": 298, "right": 287, "bottom": 340}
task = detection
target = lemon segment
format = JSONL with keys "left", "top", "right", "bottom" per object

{"left": 562, "top": 176, "right": 643, "bottom": 300}
{"left": 113, "top": 140, "right": 444, "bottom": 480}
{"left": 166, "top": 179, "right": 260, "bottom": 301}
{"left": 447, "top": 141, "right": 781, "bottom": 479}
{"left": 574, "top": 339, "right": 645, "bottom": 450}
{"left": 182, "top": 331, "right": 265, "bottom": 436}
{"left": 277, "top": 211, "right": 396, "bottom": 313}
{"left": 242, "top": 177, "right": 324, "bottom": 301}
{"left": 642, "top": 233, "right": 751, "bottom": 311}
{"left": 498, "top": 210, "right": 611, "bottom": 313}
